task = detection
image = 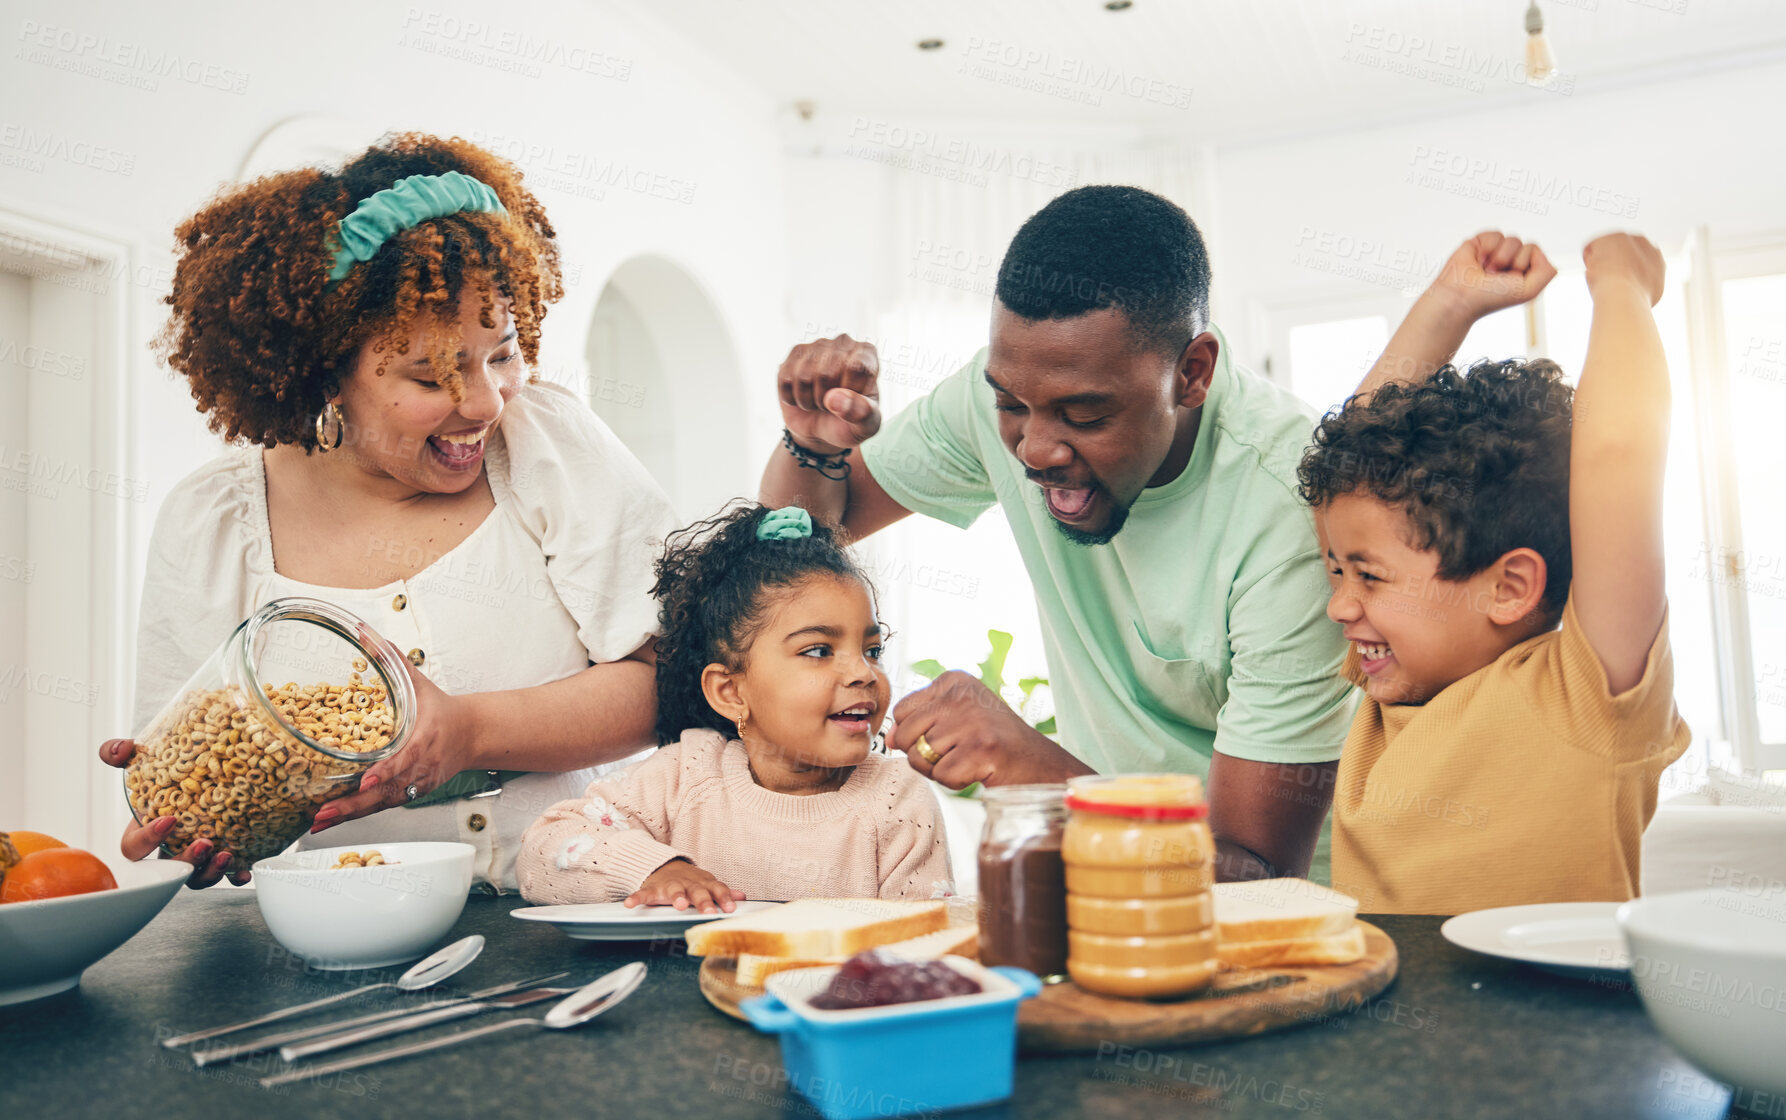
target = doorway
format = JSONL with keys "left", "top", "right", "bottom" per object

{"left": 585, "top": 255, "right": 748, "bottom": 520}
{"left": 0, "top": 209, "right": 133, "bottom": 850}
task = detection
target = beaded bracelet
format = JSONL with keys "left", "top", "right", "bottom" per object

{"left": 781, "top": 428, "right": 853, "bottom": 481}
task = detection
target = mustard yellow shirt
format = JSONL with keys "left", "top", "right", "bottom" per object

{"left": 1332, "top": 594, "right": 1690, "bottom": 915}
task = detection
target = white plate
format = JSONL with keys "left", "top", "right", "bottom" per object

{"left": 1441, "top": 902, "right": 1629, "bottom": 980}
{"left": 510, "top": 899, "right": 783, "bottom": 941}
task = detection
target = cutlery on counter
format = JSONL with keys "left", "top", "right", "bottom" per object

{"left": 277, "top": 974, "right": 603, "bottom": 1062}
{"left": 188, "top": 969, "right": 570, "bottom": 1068}
{"left": 260, "top": 963, "right": 647, "bottom": 1088}
{"left": 161, "top": 934, "right": 486, "bottom": 1049}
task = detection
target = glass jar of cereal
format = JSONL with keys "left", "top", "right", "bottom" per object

{"left": 124, "top": 598, "right": 415, "bottom": 866}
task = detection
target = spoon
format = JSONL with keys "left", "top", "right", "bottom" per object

{"left": 259, "top": 962, "right": 647, "bottom": 1088}
{"left": 160, "top": 934, "right": 485, "bottom": 1048}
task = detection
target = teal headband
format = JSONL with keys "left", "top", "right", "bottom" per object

{"left": 756, "top": 506, "right": 813, "bottom": 541}
{"left": 326, "top": 171, "right": 508, "bottom": 284}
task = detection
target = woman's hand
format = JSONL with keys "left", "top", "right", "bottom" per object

{"left": 625, "top": 858, "right": 746, "bottom": 914}
{"left": 310, "top": 664, "right": 478, "bottom": 833}
{"left": 97, "top": 739, "right": 250, "bottom": 888}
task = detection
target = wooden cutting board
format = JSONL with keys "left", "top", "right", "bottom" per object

{"left": 1017, "top": 921, "right": 1398, "bottom": 1052}
{"left": 699, "top": 921, "right": 1398, "bottom": 1051}
{"left": 699, "top": 955, "right": 762, "bottom": 1022}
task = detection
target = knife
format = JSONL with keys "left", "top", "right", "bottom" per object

{"left": 189, "top": 971, "right": 569, "bottom": 1068}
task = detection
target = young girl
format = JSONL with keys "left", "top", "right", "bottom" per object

{"left": 516, "top": 503, "right": 952, "bottom": 910}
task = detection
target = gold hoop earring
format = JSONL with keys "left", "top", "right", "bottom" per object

{"left": 735, "top": 708, "right": 748, "bottom": 741}
{"left": 314, "top": 402, "right": 344, "bottom": 452}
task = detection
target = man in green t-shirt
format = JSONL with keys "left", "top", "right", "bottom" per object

{"left": 761, "top": 186, "right": 1538, "bottom": 880}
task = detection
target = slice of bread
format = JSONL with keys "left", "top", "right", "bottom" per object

{"left": 735, "top": 924, "right": 979, "bottom": 988}
{"left": 1216, "top": 923, "right": 1367, "bottom": 970}
{"left": 684, "top": 898, "right": 948, "bottom": 959}
{"left": 1211, "top": 878, "right": 1358, "bottom": 943}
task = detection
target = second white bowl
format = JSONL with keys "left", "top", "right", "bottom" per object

{"left": 1618, "top": 888, "right": 1786, "bottom": 1096}
{"left": 252, "top": 841, "right": 474, "bottom": 970}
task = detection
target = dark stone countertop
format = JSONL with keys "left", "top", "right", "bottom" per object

{"left": 0, "top": 892, "right": 1754, "bottom": 1119}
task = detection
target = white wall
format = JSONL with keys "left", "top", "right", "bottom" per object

{"left": 0, "top": 0, "right": 791, "bottom": 759}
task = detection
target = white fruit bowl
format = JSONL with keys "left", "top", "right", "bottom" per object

{"left": 252, "top": 841, "right": 473, "bottom": 970}
{"left": 1618, "top": 888, "right": 1786, "bottom": 1096}
{"left": 0, "top": 856, "right": 191, "bottom": 1006}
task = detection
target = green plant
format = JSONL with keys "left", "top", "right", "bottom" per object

{"left": 910, "top": 629, "right": 1055, "bottom": 796}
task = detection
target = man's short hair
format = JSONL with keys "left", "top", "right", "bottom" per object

{"left": 995, "top": 185, "right": 1212, "bottom": 354}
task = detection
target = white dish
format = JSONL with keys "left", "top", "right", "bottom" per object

{"left": 1440, "top": 902, "right": 1629, "bottom": 980}
{"left": 252, "top": 841, "right": 473, "bottom": 970}
{"left": 0, "top": 856, "right": 191, "bottom": 1006}
{"left": 511, "top": 899, "right": 783, "bottom": 941}
{"left": 1620, "top": 889, "right": 1786, "bottom": 1097}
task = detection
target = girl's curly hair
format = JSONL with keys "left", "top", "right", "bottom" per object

{"left": 155, "top": 132, "right": 562, "bottom": 450}
{"left": 1297, "top": 358, "right": 1574, "bottom": 616}
{"left": 650, "top": 502, "right": 875, "bottom": 746}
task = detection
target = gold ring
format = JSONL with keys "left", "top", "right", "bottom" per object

{"left": 915, "top": 737, "right": 942, "bottom": 765}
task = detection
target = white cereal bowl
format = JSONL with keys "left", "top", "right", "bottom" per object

{"left": 0, "top": 856, "right": 191, "bottom": 1006}
{"left": 252, "top": 842, "right": 474, "bottom": 970}
{"left": 1618, "top": 888, "right": 1786, "bottom": 1096}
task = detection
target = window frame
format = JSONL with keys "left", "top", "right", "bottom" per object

{"left": 1685, "top": 227, "right": 1786, "bottom": 774}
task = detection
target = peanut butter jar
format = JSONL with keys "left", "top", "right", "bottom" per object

{"left": 1062, "top": 774, "right": 1217, "bottom": 998}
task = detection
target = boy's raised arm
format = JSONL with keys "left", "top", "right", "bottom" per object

{"left": 1570, "top": 233, "right": 1671, "bottom": 695}
{"left": 1356, "top": 231, "right": 1557, "bottom": 403}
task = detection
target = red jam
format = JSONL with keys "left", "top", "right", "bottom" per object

{"left": 806, "top": 950, "right": 983, "bottom": 1010}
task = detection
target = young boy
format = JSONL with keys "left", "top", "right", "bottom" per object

{"left": 1298, "top": 231, "right": 1690, "bottom": 914}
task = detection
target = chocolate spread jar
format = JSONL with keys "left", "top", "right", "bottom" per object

{"left": 977, "top": 784, "right": 1069, "bottom": 980}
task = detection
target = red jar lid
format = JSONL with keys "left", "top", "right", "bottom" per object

{"left": 1064, "top": 794, "right": 1209, "bottom": 820}
{"left": 1065, "top": 774, "right": 1208, "bottom": 820}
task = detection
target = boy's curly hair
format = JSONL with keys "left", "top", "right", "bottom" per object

{"left": 155, "top": 132, "right": 562, "bottom": 450}
{"left": 1297, "top": 358, "right": 1574, "bottom": 616}
{"left": 650, "top": 502, "right": 876, "bottom": 746}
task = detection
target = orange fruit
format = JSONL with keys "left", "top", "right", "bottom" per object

{"left": 6, "top": 830, "right": 68, "bottom": 857}
{"left": 0, "top": 847, "right": 118, "bottom": 903}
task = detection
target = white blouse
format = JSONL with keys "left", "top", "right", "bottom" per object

{"left": 133, "top": 382, "right": 681, "bottom": 890}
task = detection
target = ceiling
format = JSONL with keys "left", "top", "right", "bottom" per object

{"left": 620, "top": 0, "right": 1786, "bottom": 145}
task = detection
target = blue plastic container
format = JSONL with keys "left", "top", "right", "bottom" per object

{"left": 741, "top": 956, "right": 1041, "bottom": 1119}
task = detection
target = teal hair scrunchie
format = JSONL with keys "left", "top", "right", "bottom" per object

{"left": 325, "top": 171, "right": 509, "bottom": 284}
{"left": 756, "top": 506, "right": 813, "bottom": 541}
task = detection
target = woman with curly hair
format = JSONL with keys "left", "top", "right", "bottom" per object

{"left": 98, "top": 133, "right": 678, "bottom": 891}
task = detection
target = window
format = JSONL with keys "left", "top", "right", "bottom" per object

{"left": 1286, "top": 316, "right": 1388, "bottom": 414}
{"left": 1279, "top": 305, "right": 1532, "bottom": 419}
{"left": 1452, "top": 306, "right": 1528, "bottom": 370}
{"left": 1719, "top": 272, "right": 1786, "bottom": 746}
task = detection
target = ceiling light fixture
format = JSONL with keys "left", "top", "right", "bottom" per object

{"left": 917, "top": 38, "right": 944, "bottom": 51}
{"left": 1105, "top": 1, "right": 1134, "bottom": 10}
{"left": 1524, "top": 1, "right": 1556, "bottom": 83}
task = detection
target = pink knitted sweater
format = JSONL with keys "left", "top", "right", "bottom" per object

{"left": 516, "top": 729, "right": 954, "bottom": 904}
